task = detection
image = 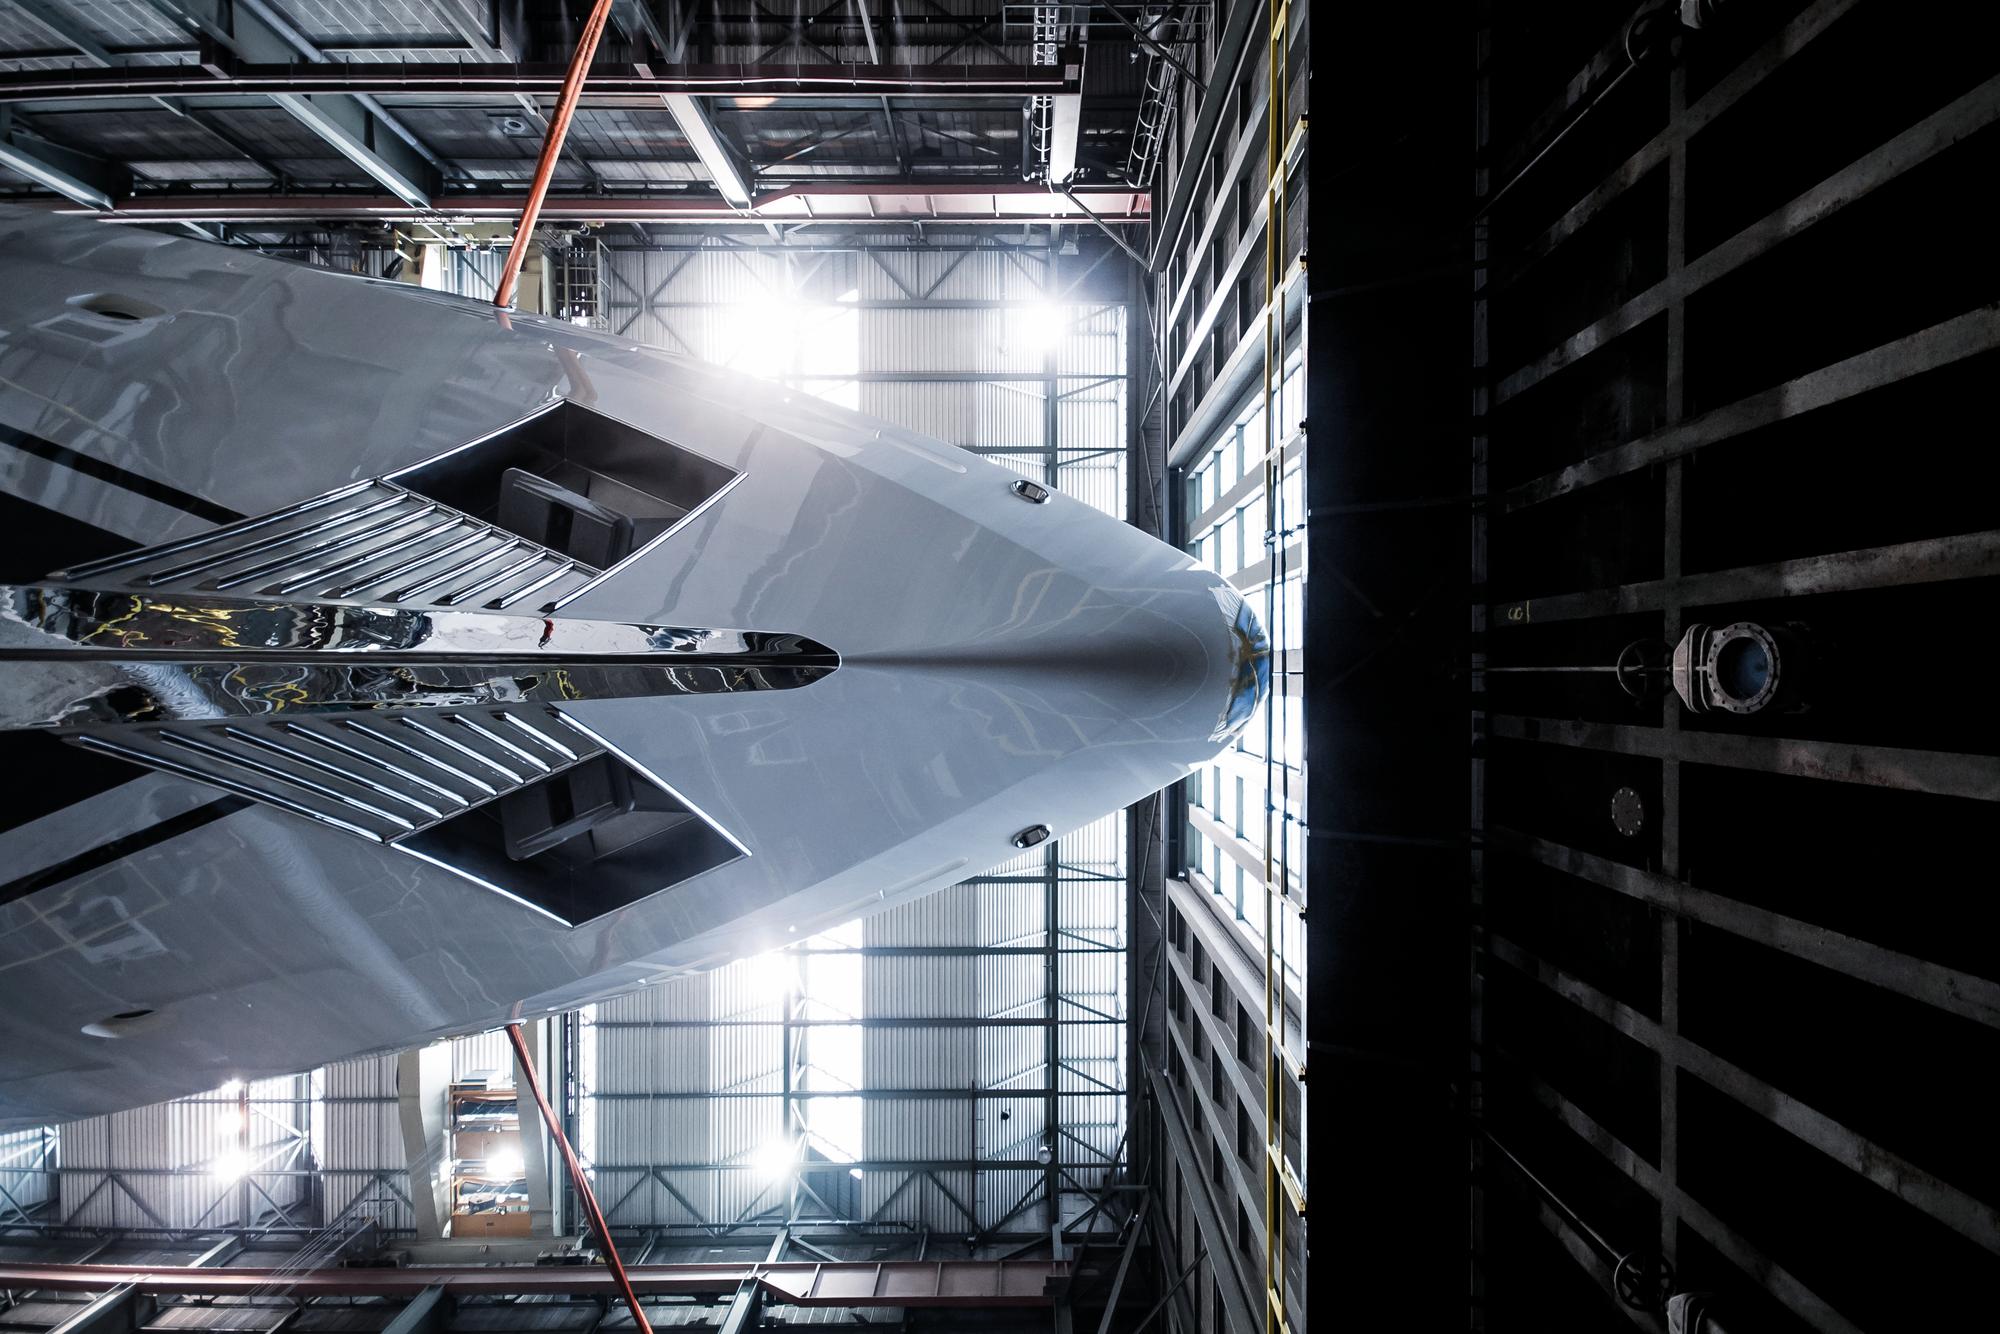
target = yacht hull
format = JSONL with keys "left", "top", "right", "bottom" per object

{"left": 0, "top": 206, "right": 1265, "bottom": 1126}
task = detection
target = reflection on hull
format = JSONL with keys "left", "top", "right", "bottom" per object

{"left": 0, "top": 204, "right": 1266, "bottom": 1127}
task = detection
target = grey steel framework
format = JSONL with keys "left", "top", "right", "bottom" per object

{"left": 0, "top": 0, "right": 1192, "bottom": 230}
{"left": 1472, "top": 1, "right": 2000, "bottom": 1330}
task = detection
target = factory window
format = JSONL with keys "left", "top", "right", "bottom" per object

{"left": 1191, "top": 937, "right": 1207, "bottom": 985}
{"left": 1236, "top": 1099, "right": 1252, "bottom": 1163}
{"left": 1211, "top": 1137, "right": 1225, "bottom": 1188}
{"left": 1181, "top": 364, "right": 1305, "bottom": 973}
{"left": 1237, "top": 1003, "right": 1254, "bottom": 1065}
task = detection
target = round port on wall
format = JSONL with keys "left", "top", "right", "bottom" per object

{"left": 1671, "top": 620, "right": 1804, "bottom": 716}
{"left": 1713, "top": 632, "right": 1773, "bottom": 704}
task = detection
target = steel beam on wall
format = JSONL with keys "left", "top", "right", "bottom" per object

{"left": 1146, "top": 0, "right": 1261, "bottom": 273}
{"left": 1145, "top": 1068, "right": 1257, "bottom": 1334}
{"left": 1470, "top": 0, "right": 2000, "bottom": 1327}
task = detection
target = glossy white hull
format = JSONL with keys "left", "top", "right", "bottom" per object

{"left": 0, "top": 206, "right": 1262, "bottom": 1126}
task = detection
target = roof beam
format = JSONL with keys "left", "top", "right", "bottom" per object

{"left": 380, "top": 1285, "right": 451, "bottom": 1334}
{"left": 0, "top": 60, "right": 1082, "bottom": 101}
{"left": 142, "top": 0, "right": 438, "bottom": 209}
{"left": 428, "top": 0, "right": 517, "bottom": 61}
{"left": 45, "top": 1283, "right": 151, "bottom": 1334}
{"left": 11, "top": 0, "right": 115, "bottom": 66}
{"left": 0, "top": 1261, "right": 1071, "bottom": 1306}
{"left": 268, "top": 92, "right": 432, "bottom": 209}
{"left": 0, "top": 109, "right": 126, "bottom": 209}
{"left": 74, "top": 184, "right": 1151, "bottom": 226}
{"left": 660, "top": 93, "right": 751, "bottom": 204}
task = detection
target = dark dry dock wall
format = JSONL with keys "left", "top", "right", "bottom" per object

{"left": 1472, "top": 1, "right": 2000, "bottom": 1330}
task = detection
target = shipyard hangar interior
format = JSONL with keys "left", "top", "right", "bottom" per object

{"left": 2, "top": 1, "right": 1997, "bottom": 1331}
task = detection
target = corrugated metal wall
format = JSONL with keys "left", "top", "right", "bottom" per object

{"left": 580, "top": 812, "right": 1128, "bottom": 1238}
{"left": 55, "top": 1075, "right": 309, "bottom": 1232}
{"left": 0, "top": 1126, "right": 53, "bottom": 1224}
{"left": 314, "top": 1054, "right": 410, "bottom": 1236}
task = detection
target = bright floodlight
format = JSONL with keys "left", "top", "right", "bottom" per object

{"left": 217, "top": 1078, "right": 243, "bottom": 1097}
{"left": 750, "top": 1137, "right": 797, "bottom": 1180}
{"left": 720, "top": 294, "right": 799, "bottom": 382}
{"left": 1007, "top": 302, "right": 1067, "bottom": 356}
{"left": 210, "top": 1149, "right": 249, "bottom": 1182}
{"left": 488, "top": 1149, "right": 525, "bottom": 1180}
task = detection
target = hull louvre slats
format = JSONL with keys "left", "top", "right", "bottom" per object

{"left": 45, "top": 481, "right": 599, "bottom": 611}
{"left": 64, "top": 709, "right": 607, "bottom": 850}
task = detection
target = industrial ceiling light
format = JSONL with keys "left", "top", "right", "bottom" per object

{"left": 1006, "top": 302, "right": 1067, "bottom": 356}
{"left": 1671, "top": 621, "right": 1805, "bottom": 715}
{"left": 210, "top": 1148, "right": 250, "bottom": 1183}
{"left": 750, "top": 1137, "right": 798, "bottom": 1180}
